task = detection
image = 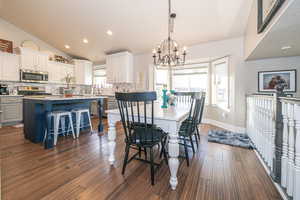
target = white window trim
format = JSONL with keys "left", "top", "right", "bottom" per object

{"left": 211, "top": 57, "right": 230, "bottom": 112}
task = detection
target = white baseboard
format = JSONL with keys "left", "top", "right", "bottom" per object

{"left": 202, "top": 118, "right": 246, "bottom": 133}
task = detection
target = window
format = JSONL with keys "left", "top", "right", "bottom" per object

{"left": 172, "top": 65, "right": 208, "bottom": 93}
{"left": 154, "top": 67, "right": 170, "bottom": 95}
{"left": 152, "top": 56, "right": 229, "bottom": 110}
{"left": 212, "top": 57, "right": 229, "bottom": 110}
{"left": 154, "top": 64, "right": 209, "bottom": 102}
{"left": 93, "top": 65, "right": 111, "bottom": 88}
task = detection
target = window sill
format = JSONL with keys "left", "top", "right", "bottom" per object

{"left": 211, "top": 104, "right": 230, "bottom": 112}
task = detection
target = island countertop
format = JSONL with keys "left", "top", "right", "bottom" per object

{"left": 23, "top": 95, "right": 107, "bottom": 101}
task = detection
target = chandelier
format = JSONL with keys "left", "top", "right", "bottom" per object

{"left": 152, "top": 0, "right": 186, "bottom": 67}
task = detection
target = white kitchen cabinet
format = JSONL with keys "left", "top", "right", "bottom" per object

{"left": 48, "top": 61, "right": 63, "bottom": 83}
{"left": 63, "top": 65, "right": 75, "bottom": 77}
{"left": 48, "top": 61, "right": 75, "bottom": 84}
{"left": 0, "top": 52, "right": 20, "bottom": 81}
{"left": 18, "top": 47, "right": 48, "bottom": 71}
{"left": 106, "top": 51, "right": 133, "bottom": 84}
{"left": 74, "top": 59, "right": 93, "bottom": 85}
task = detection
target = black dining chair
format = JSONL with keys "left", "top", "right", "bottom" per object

{"left": 178, "top": 97, "right": 202, "bottom": 166}
{"left": 174, "top": 92, "right": 201, "bottom": 145}
{"left": 194, "top": 93, "right": 206, "bottom": 141}
{"left": 115, "top": 92, "right": 168, "bottom": 185}
{"left": 174, "top": 92, "right": 196, "bottom": 104}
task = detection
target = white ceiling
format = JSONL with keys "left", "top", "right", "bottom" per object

{"left": 247, "top": 0, "right": 300, "bottom": 60}
{"left": 0, "top": 0, "right": 253, "bottom": 62}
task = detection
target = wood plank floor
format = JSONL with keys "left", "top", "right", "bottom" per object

{"left": 0, "top": 119, "right": 282, "bottom": 200}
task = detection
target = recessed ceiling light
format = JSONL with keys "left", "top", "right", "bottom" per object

{"left": 65, "top": 45, "right": 70, "bottom": 49}
{"left": 83, "top": 38, "right": 88, "bottom": 43}
{"left": 106, "top": 30, "right": 113, "bottom": 36}
{"left": 281, "top": 46, "right": 291, "bottom": 50}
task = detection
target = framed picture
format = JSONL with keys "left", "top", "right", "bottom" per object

{"left": 258, "top": 70, "right": 297, "bottom": 92}
{"left": 257, "top": 0, "right": 285, "bottom": 33}
{"left": 0, "top": 39, "right": 13, "bottom": 53}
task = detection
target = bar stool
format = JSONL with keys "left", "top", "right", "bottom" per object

{"left": 72, "top": 108, "right": 93, "bottom": 137}
{"left": 44, "top": 111, "right": 76, "bottom": 145}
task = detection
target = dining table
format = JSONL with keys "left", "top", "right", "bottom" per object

{"left": 106, "top": 101, "right": 190, "bottom": 190}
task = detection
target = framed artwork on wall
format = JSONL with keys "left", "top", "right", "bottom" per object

{"left": 257, "top": 0, "right": 285, "bottom": 33}
{"left": 258, "top": 69, "right": 297, "bottom": 92}
{"left": 0, "top": 39, "right": 13, "bottom": 53}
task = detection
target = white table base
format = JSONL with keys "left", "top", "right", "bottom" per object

{"left": 107, "top": 113, "right": 184, "bottom": 190}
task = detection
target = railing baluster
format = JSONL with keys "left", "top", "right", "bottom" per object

{"left": 294, "top": 104, "right": 300, "bottom": 200}
{"left": 281, "top": 101, "right": 289, "bottom": 188}
{"left": 268, "top": 99, "right": 274, "bottom": 170}
{"left": 287, "top": 103, "right": 295, "bottom": 197}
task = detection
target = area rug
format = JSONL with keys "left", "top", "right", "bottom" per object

{"left": 208, "top": 130, "right": 254, "bottom": 149}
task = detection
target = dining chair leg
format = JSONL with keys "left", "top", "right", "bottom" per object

{"left": 162, "top": 140, "right": 168, "bottom": 165}
{"left": 150, "top": 147, "right": 155, "bottom": 185}
{"left": 122, "top": 144, "right": 130, "bottom": 175}
{"left": 144, "top": 148, "right": 147, "bottom": 160}
{"left": 196, "top": 126, "right": 201, "bottom": 140}
{"left": 159, "top": 137, "right": 167, "bottom": 158}
{"left": 183, "top": 137, "right": 190, "bottom": 166}
{"left": 159, "top": 143, "right": 164, "bottom": 159}
{"left": 194, "top": 133, "right": 199, "bottom": 147}
{"left": 189, "top": 135, "right": 195, "bottom": 154}
{"left": 138, "top": 147, "right": 142, "bottom": 158}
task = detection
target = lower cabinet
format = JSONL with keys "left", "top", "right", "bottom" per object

{"left": 0, "top": 96, "right": 23, "bottom": 127}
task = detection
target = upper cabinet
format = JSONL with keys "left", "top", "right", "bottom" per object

{"left": 18, "top": 47, "right": 48, "bottom": 72}
{"left": 74, "top": 59, "right": 93, "bottom": 85}
{"left": 0, "top": 48, "right": 92, "bottom": 85}
{"left": 48, "top": 61, "right": 75, "bottom": 84}
{"left": 0, "top": 52, "right": 20, "bottom": 81}
{"left": 106, "top": 51, "right": 133, "bottom": 83}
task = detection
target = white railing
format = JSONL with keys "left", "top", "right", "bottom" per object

{"left": 247, "top": 94, "right": 300, "bottom": 200}
{"left": 247, "top": 94, "right": 276, "bottom": 170}
{"left": 280, "top": 98, "right": 300, "bottom": 200}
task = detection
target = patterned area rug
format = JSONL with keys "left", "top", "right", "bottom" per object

{"left": 208, "top": 130, "right": 254, "bottom": 149}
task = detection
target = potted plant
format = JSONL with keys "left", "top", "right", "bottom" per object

{"left": 62, "top": 73, "right": 76, "bottom": 97}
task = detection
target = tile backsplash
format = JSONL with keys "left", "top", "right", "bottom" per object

{"left": 1, "top": 81, "right": 144, "bottom": 96}
{"left": 0, "top": 81, "right": 91, "bottom": 95}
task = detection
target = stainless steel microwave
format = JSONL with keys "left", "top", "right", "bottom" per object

{"left": 20, "top": 69, "right": 49, "bottom": 83}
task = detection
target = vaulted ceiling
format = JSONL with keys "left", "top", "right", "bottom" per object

{"left": 0, "top": 0, "right": 253, "bottom": 62}
{"left": 247, "top": 0, "right": 300, "bottom": 60}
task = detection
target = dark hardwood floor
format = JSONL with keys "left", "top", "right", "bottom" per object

{"left": 0, "top": 119, "right": 282, "bottom": 200}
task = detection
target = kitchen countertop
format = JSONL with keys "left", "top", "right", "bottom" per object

{"left": 22, "top": 95, "right": 107, "bottom": 101}
{"left": 0, "top": 95, "right": 24, "bottom": 97}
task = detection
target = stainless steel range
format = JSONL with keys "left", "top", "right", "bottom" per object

{"left": 18, "top": 86, "right": 51, "bottom": 96}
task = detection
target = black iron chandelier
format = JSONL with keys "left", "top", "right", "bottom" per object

{"left": 152, "top": 0, "right": 186, "bottom": 67}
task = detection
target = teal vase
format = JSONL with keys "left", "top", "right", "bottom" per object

{"left": 161, "top": 89, "right": 168, "bottom": 108}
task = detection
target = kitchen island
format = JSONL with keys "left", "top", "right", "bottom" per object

{"left": 23, "top": 96, "right": 106, "bottom": 145}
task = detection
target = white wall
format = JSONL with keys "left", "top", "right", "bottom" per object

{"left": 244, "top": 56, "right": 300, "bottom": 96}
{"left": 0, "top": 18, "right": 69, "bottom": 58}
{"left": 244, "top": 0, "right": 294, "bottom": 59}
